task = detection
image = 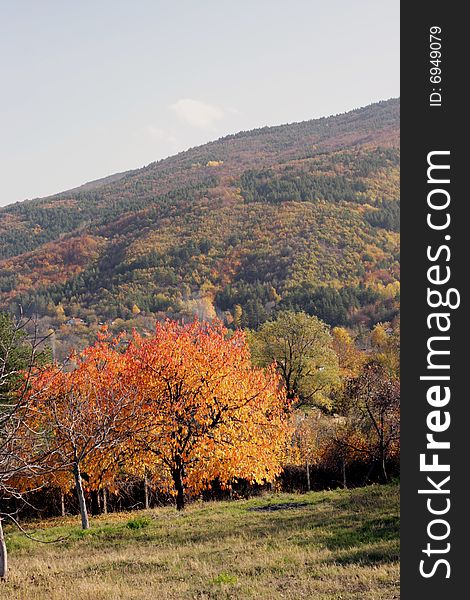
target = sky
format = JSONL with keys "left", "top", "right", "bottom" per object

{"left": 0, "top": 0, "right": 399, "bottom": 207}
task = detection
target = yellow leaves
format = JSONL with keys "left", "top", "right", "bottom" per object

{"left": 331, "top": 327, "right": 365, "bottom": 378}
{"left": 369, "top": 319, "right": 400, "bottom": 377}
{"left": 124, "top": 319, "right": 291, "bottom": 495}
{"left": 367, "top": 280, "right": 400, "bottom": 299}
{"left": 370, "top": 323, "right": 388, "bottom": 349}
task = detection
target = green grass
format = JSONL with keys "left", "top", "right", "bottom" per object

{"left": 2, "top": 483, "right": 399, "bottom": 599}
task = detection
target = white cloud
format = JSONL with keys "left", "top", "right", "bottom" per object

{"left": 169, "top": 98, "right": 226, "bottom": 130}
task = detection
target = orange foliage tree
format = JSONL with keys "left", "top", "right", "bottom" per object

{"left": 126, "top": 320, "right": 291, "bottom": 510}
{"left": 27, "top": 332, "right": 143, "bottom": 529}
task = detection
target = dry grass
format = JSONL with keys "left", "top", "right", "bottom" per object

{"left": 3, "top": 483, "right": 399, "bottom": 599}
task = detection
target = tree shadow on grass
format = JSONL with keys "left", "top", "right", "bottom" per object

{"left": 331, "top": 543, "right": 400, "bottom": 566}
{"left": 315, "top": 515, "right": 400, "bottom": 550}
{"left": 159, "top": 500, "right": 399, "bottom": 567}
{"left": 48, "top": 487, "right": 399, "bottom": 570}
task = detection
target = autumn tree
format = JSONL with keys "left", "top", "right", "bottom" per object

{"left": 127, "top": 320, "right": 290, "bottom": 510}
{"left": 249, "top": 311, "right": 340, "bottom": 409}
{"left": 369, "top": 318, "right": 400, "bottom": 377}
{"left": 28, "top": 332, "right": 143, "bottom": 529}
{"left": 233, "top": 304, "right": 243, "bottom": 327}
{"left": 331, "top": 327, "right": 364, "bottom": 377}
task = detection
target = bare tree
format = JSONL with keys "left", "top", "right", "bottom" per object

{"left": 336, "top": 361, "right": 400, "bottom": 483}
{"left": 0, "top": 312, "right": 52, "bottom": 581}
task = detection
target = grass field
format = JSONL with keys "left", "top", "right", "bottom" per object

{"left": 3, "top": 483, "right": 399, "bottom": 600}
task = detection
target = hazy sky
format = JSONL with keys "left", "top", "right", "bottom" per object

{"left": 0, "top": 0, "right": 399, "bottom": 207}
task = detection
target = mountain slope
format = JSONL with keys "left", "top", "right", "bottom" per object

{"left": 0, "top": 99, "right": 399, "bottom": 334}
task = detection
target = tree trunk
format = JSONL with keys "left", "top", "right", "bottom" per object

{"left": 60, "top": 492, "right": 66, "bottom": 517}
{"left": 172, "top": 468, "right": 185, "bottom": 511}
{"left": 73, "top": 462, "right": 90, "bottom": 529}
{"left": 306, "top": 458, "right": 311, "bottom": 492}
{"left": 342, "top": 458, "right": 348, "bottom": 489}
{"left": 144, "top": 475, "right": 150, "bottom": 509}
{"left": 381, "top": 452, "right": 388, "bottom": 483}
{"left": 90, "top": 490, "right": 99, "bottom": 516}
{"left": 363, "top": 462, "right": 375, "bottom": 486}
{"left": 102, "top": 488, "right": 108, "bottom": 514}
{"left": 0, "top": 519, "right": 7, "bottom": 581}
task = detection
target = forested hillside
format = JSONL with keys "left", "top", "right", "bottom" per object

{"left": 0, "top": 99, "right": 399, "bottom": 353}
{"left": 1, "top": 101, "right": 400, "bottom": 587}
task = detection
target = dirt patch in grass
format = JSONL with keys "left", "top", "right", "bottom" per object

{"left": 248, "top": 502, "right": 309, "bottom": 512}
